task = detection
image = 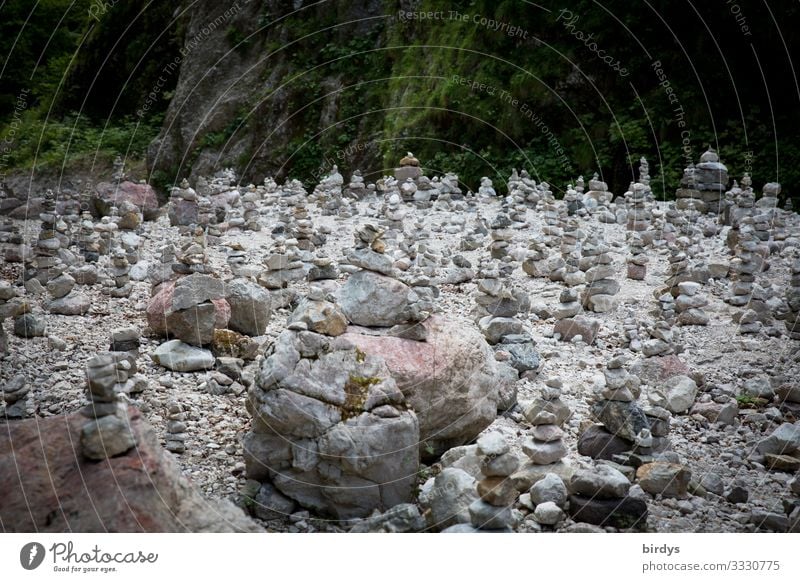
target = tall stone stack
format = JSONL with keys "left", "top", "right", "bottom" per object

{"left": 585, "top": 355, "right": 651, "bottom": 460}
{"left": 107, "top": 248, "right": 132, "bottom": 298}
{"left": 557, "top": 217, "right": 584, "bottom": 287}
{"left": 345, "top": 170, "right": 368, "bottom": 199}
{"left": 675, "top": 148, "right": 729, "bottom": 214}
{"left": 726, "top": 226, "right": 760, "bottom": 308}
{"left": 625, "top": 183, "right": 651, "bottom": 232}
{"left": 521, "top": 237, "right": 550, "bottom": 278}
{"left": 581, "top": 234, "right": 619, "bottom": 313}
{"left": 165, "top": 400, "right": 188, "bottom": 454}
{"left": 466, "top": 433, "right": 519, "bottom": 532}
{"left": 585, "top": 172, "right": 615, "bottom": 223}
{"left": 522, "top": 381, "right": 570, "bottom": 466}
{"left": 241, "top": 189, "right": 261, "bottom": 231}
{"left": 0, "top": 281, "right": 19, "bottom": 357}
{"left": 784, "top": 259, "right": 800, "bottom": 340}
{"left": 80, "top": 353, "right": 137, "bottom": 461}
{"left": 488, "top": 211, "right": 514, "bottom": 260}
{"left": 675, "top": 281, "right": 709, "bottom": 326}
{"left": 30, "top": 189, "right": 60, "bottom": 284}
{"left": 626, "top": 232, "right": 648, "bottom": 280}
{"left": 168, "top": 179, "right": 199, "bottom": 227}
{"left": 382, "top": 193, "right": 406, "bottom": 236}
{"left": 474, "top": 264, "right": 529, "bottom": 345}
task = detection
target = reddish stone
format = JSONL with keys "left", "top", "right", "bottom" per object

{"left": 0, "top": 408, "right": 260, "bottom": 532}
{"left": 93, "top": 181, "right": 159, "bottom": 220}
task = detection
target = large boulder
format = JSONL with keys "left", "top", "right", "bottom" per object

{"left": 92, "top": 181, "right": 159, "bottom": 220}
{"left": 0, "top": 407, "right": 260, "bottom": 532}
{"left": 341, "top": 316, "right": 506, "bottom": 458}
{"left": 225, "top": 278, "right": 271, "bottom": 336}
{"left": 146, "top": 278, "right": 230, "bottom": 345}
{"left": 337, "top": 270, "right": 431, "bottom": 327}
{"left": 243, "top": 329, "right": 419, "bottom": 520}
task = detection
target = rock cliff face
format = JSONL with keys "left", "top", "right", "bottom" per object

{"left": 147, "top": 0, "right": 387, "bottom": 185}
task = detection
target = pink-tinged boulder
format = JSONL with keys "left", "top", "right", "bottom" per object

{"left": 341, "top": 316, "right": 506, "bottom": 458}
{"left": 92, "top": 180, "right": 160, "bottom": 220}
{"left": 146, "top": 280, "right": 230, "bottom": 346}
{"left": 0, "top": 407, "right": 260, "bottom": 532}
{"left": 630, "top": 355, "right": 691, "bottom": 387}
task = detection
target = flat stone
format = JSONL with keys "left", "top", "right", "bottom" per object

{"left": 567, "top": 494, "right": 647, "bottom": 531}
{"left": 151, "top": 340, "right": 215, "bottom": 372}
{"left": 569, "top": 465, "right": 631, "bottom": 499}
{"left": 636, "top": 462, "right": 691, "bottom": 498}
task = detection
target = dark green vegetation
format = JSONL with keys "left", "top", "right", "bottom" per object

{"left": 2, "top": 0, "right": 798, "bottom": 200}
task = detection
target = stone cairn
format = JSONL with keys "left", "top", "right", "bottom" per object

{"left": 395, "top": 152, "right": 421, "bottom": 183}
{"left": 621, "top": 310, "right": 643, "bottom": 352}
{"left": 784, "top": 259, "right": 800, "bottom": 340}
{"left": 488, "top": 211, "right": 514, "bottom": 260}
{"left": 567, "top": 463, "right": 647, "bottom": 530}
{"left": 625, "top": 182, "right": 652, "bottom": 232}
{"left": 107, "top": 247, "right": 132, "bottom": 298}
{"left": 168, "top": 179, "right": 199, "bottom": 227}
{"left": 585, "top": 172, "right": 615, "bottom": 223}
{"left": 474, "top": 262, "right": 528, "bottom": 346}
{"left": 521, "top": 236, "right": 550, "bottom": 279}
{"left": 726, "top": 225, "right": 760, "bottom": 308}
{"left": 0, "top": 280, "right": 20, "bottom": 357}
{"left": 626, "top": 232, "right": 648, "bottom": 280}
{"left": 584, "top": 354, "right": 651, "bottom": 462}
{"left": 345, "top": 170, "right": 369, "bottom": 199}
{"left": 675, "top": 148, "right": 729, "bottom": 214}
{"left": 465, "top": 433, "right": 519, "bottom": 532}
{"left": 29, "top": 189, "right": 60, "bottom": 284}
{"left": 581, "top": 234, "right": 619, "bottom": 313}
{"left": 165, "top": 400, "right": 188, "bottom": 454}
{"left": 522, "top": 379, "right": 571, "bottom": 466}
{"left": 1, "top": 373, "right": 29, "bottom": 419}
{"left": 80, "top": 353, "right": 137, "bottom": 460}
{"left": 382, "top": 193, "right": 406, "bottom": 237}
{"left": 674, "top": 281, "right": 709, "bottom": 326}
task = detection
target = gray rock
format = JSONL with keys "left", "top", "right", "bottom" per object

{"left": 567, "top": 494, "right": 647, "bottom": 531}
{"left": 346, "top": 248, "right": 394, "bottom": 275}
{"left": 349, "top": 503, "right": 426, "bottom": 533}
{"left": 476, "top": 432, "right": 510, "bottom": 456}
{"left": 522, "top": 437, "right": 567, "bottom": 464}
{"left": 13, "top": 314, "right": 46, "bottom": 338}
{"left": 500, "top": 341, "right": 540, "bottom": 372}
{"left": 699, "top": 472, "right": 724, "bottom": 496}
{"left": 553, "top": 316, "right": 600, "bottom": 344}
{"left": 478, "top": 316, "right": 525, "bottom": 345}
{"left": 225, "top": 278, "right": 271, "bottom": 336}
{"left": 46, "top": 274, "right": 75, "bottom": 299}
{"left": 151, "top": 340, "right": 215, "bottom": 372}
{"left": 569, "top": 465, "right": 631, "bottom": 499}
{"left": 650, "top": 375, "right": 698, "bottom": 414}
{"left": 468, "top": 499, "right": 515, "bottom": 530}
{"left": 481, "top": 451, "right": 520, "bottom": 477}
{"left": 172, "top": 274, "right": 225, "bottom": 311}
{"left": 47, "top": 293, "right": 90, "bottom": 315}
{"left": 423, "top": 468, "right": 478, "bottom": 530}
{"left": 756, "top": 422, "right": 800, "bottom": 456}
{"left": 245, "top": 330, "right": 419, "bottom": 519}
{"left": 288, "top": 299, "right": 348, "bottom": 337}
{"left": 578, "top": 424, "right": 632, "bottom": 460}
{"left": 252, "top": 482, "right": 296, "bottom": 521}
{"left": 529, "top": 472, "right": 568, "bottom": 507}
{"left": 636, "top": 462, "right": 691, "bottom": 498}
{"left": 591, "top": 400, "right": 649, "bottom": 442}
{"left": 80, "top": 414, "right": 136, "bottom": 460}
{"left": 533, "top": 501, "right": 564, "bottom": 525}
{"left": 342, "top": 316, "right": 504, "bottom": 459}
{"left": 337, "top": 270, "right": 422, "bottom": 327}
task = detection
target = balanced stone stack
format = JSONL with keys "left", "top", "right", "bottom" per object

{"left": 586, "top": 356, "right": 651, "bottom": 461}
{"left": 567, "top": 465, "right": 647, "bottom": 530}
{"left": 115, "top": 200, "right": 142, "bottom": 231}
{"left": 642, "top": 319, "right": 680, "bottom": 357}
{"left": 382, "top": 193, "right": 406, "bottom": 236}
{"left": 107, "top": 248, "right": 132, "bottom": 298}
{"left": 394, "top": 152, "right": 421, "bottom": 182}
{"left": 554, "top": 287, "right": 582, "bottom": 320}
{"left": 675, "top": 281, "right": 709, "bottom": 326}
{"left": 307, "top": 252, "right": 340, "bottom": 282}
{"left": 675, "top": 148, "right": 729, "bottom": 214}
{"left": 473, "top": 264, "right": 529, "bottom": 345}
{"left": 521, "top": 237, "right": 550, "bottom": 278}
{"left": 784, "top": 259, "right": 800, "bottom": 340}
{"left": 557, "top": 217, "right": 585, "bottom": 287}
{"left": 29, "top": 189, "right": 60, "bottom": 284}
{"left": 622, "top": 311, "right": 643, "bottom": 352}
{"left": 585, "top": 173, "right": 615, "bottom": 223}
{"left": 464, "top": 433, "right": 519, "bottom": 532}
{"left": 293, "top": 203, "right": 322, "bottom": 251}
{"left": 165, "top": 400, "right": 188, "bottom": 454}
{"left": 241, "top": 190, "right": 261, "bottom": 231}
{"left": 625, "top": 182, "right": 651, "bottom": 232}
{"left": 110, "top": 326, "right": 141, "bottom": 355}
{"left": 726, "top": 226, "right": 760, "bottom": 307}
{"left": 626, "top": 232, "right": 648, "bottom": 280}
{"left": 174, "top": 229, "right": 211, "bottom": 275}
{"left": 581, "top": 235, "right": 619, "bottom": 313}
{"left": 0, "top": 281, "right": 21, "bottom": 357}
{"left": 1, "top": 374, "right": 29, "bottom": 418}
{"left": 522, "top": 382, "right": 570, "bottom": 466}
{"left": 338, "top": 224, "right": 435, "bottom": 341}
{"left": 258, "top": 243, "right": 305, "bottom": 289}
{"left": 563, "top": 186, "right": 583, "bottom": 216}
{"left": 80, "top": 353, "right": 137, "bottom": 460}
{"left": 345, "top": 170, "right": 368, "bottom": 199}
{"left": 488, "top": 211, "right": 514, "bottom": 260}
{"left": 168, "top": 179, "right": 199, "bottom": 227}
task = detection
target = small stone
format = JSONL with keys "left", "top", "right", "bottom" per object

{"left": 477, "top": 477, "right": 518, "bottom": 505}
{"left": 529, "top": 472, "right": 568, "bottom": 507}
{"left": 533, "top": 501, "right": 564, "bottom": 525}
{"left": 468, "top": 499, "right": 514, "bottom": 530}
